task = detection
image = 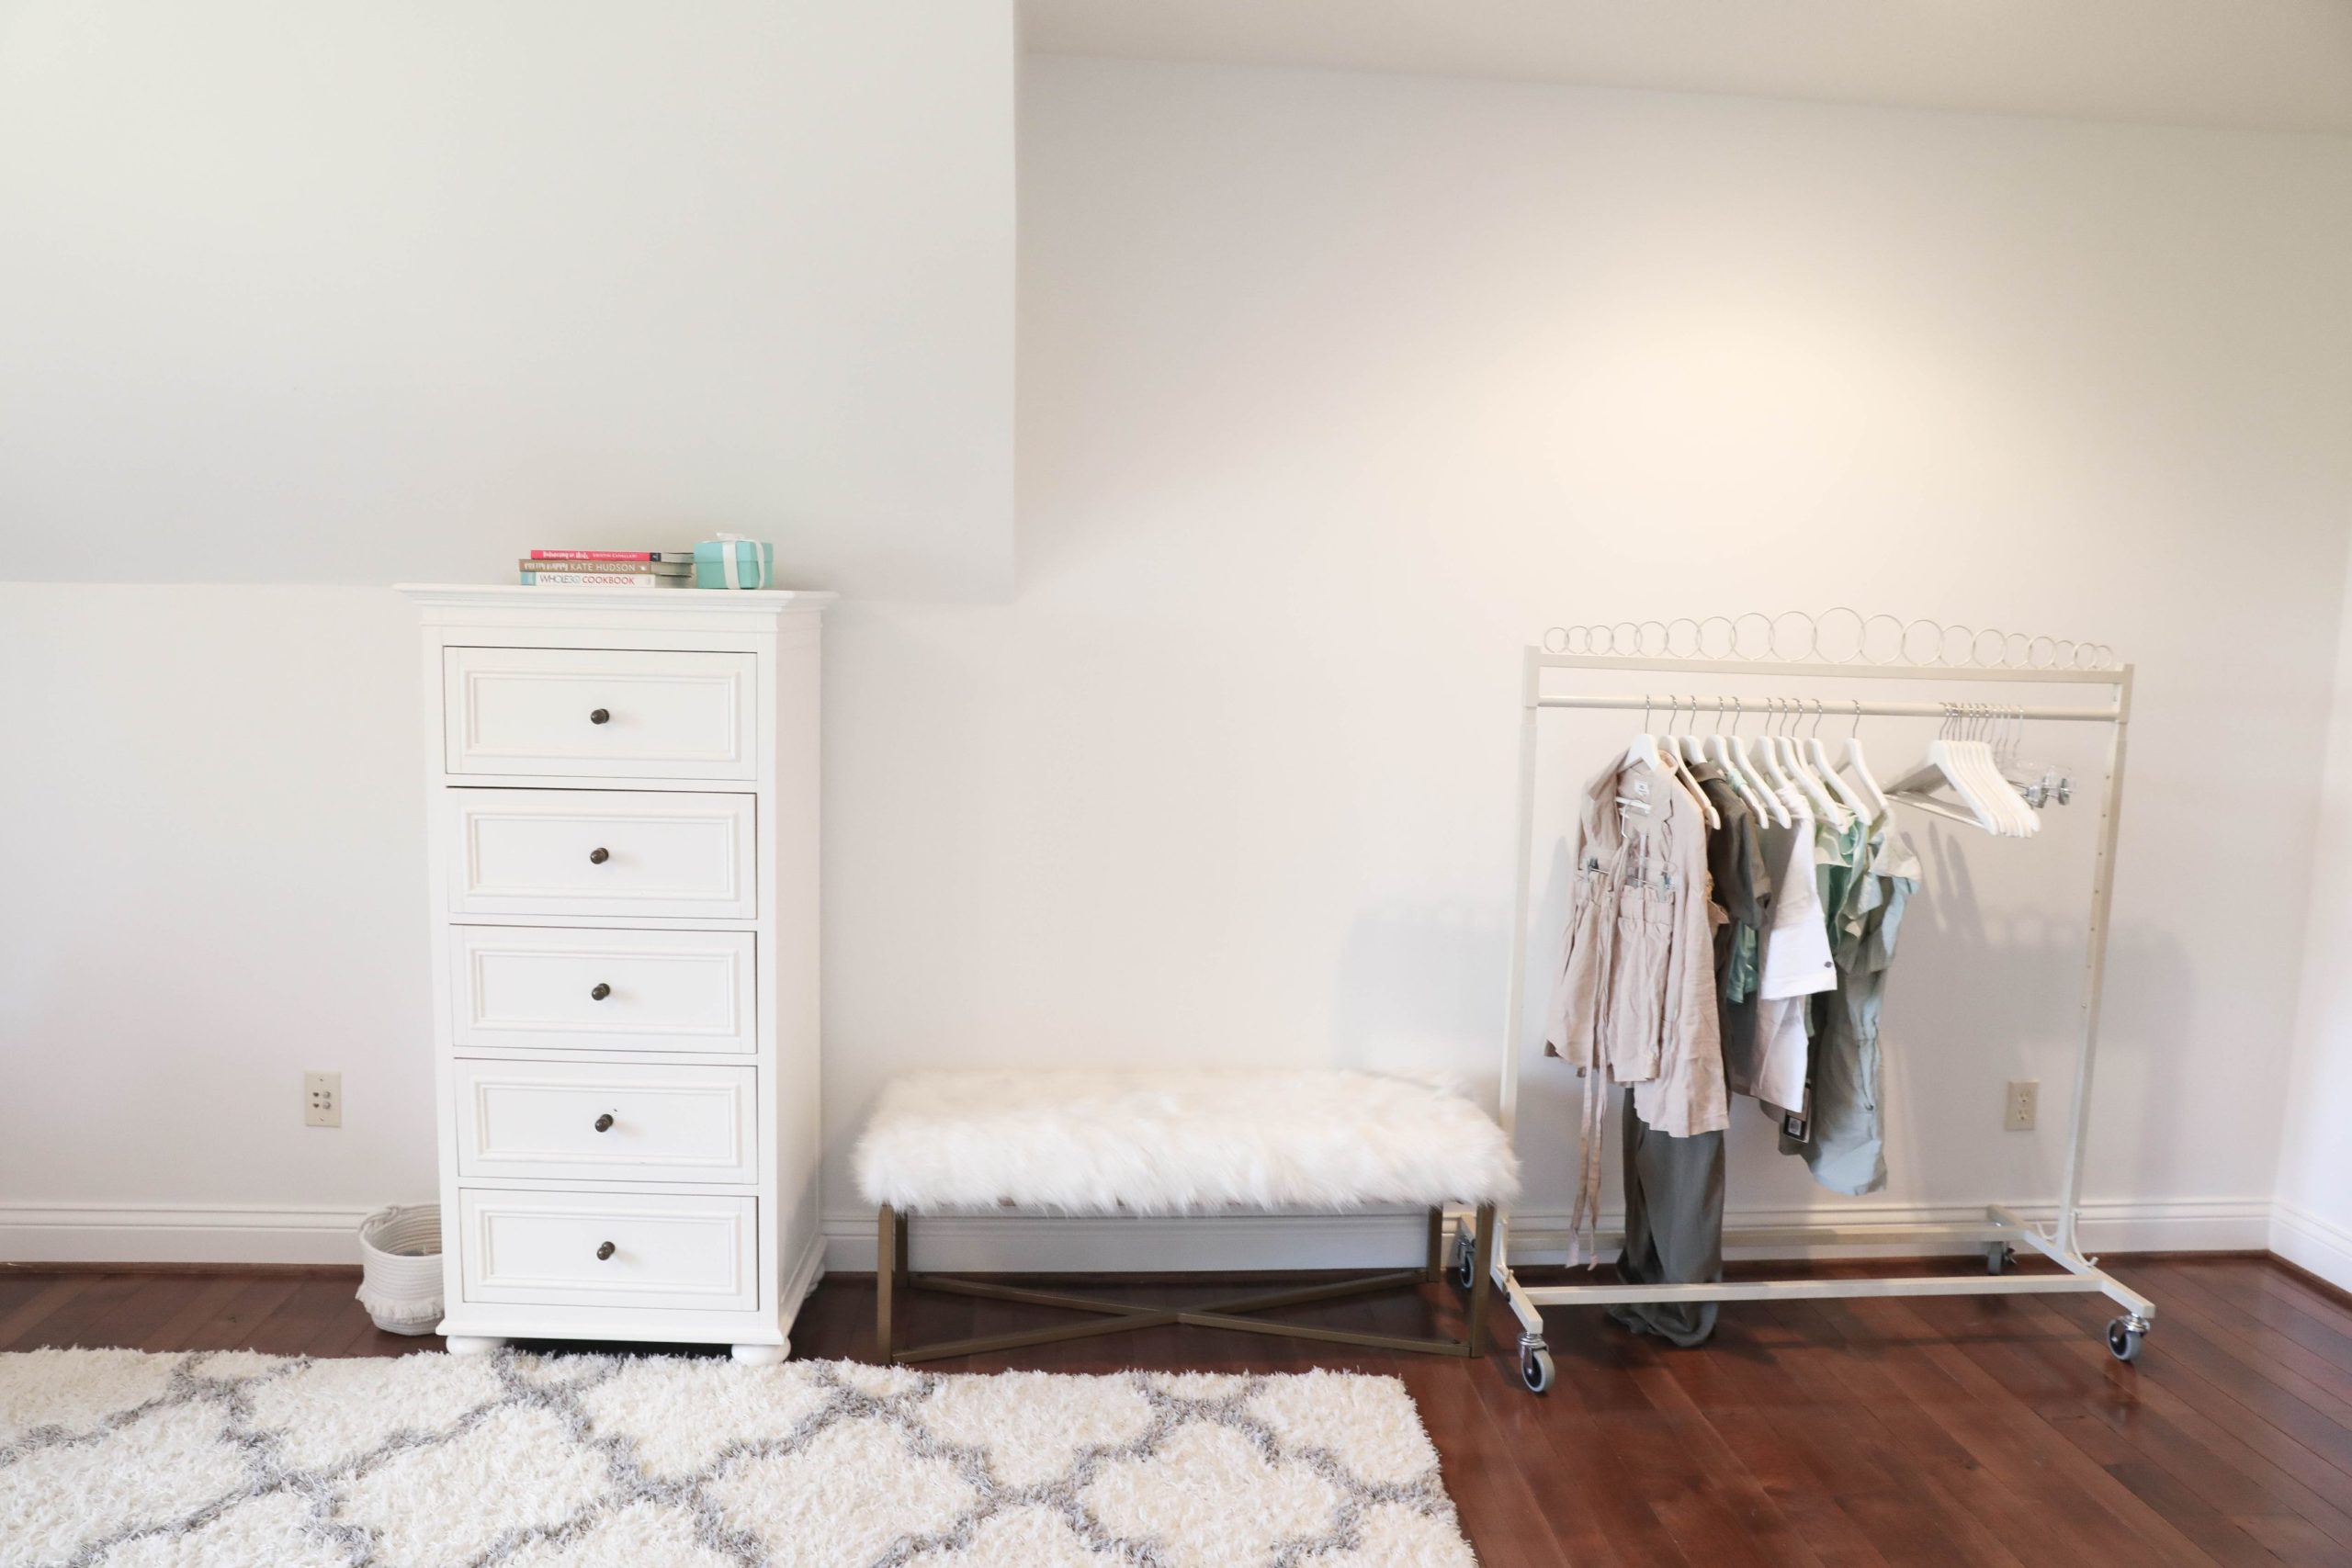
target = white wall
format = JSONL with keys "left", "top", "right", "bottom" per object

{"left": 821, "top": 59, "right": 2352, "bottom": 1266}
{"left": 0, "top": 1, "right": 1014, "bottom": 600}
{"left": 2277, "top": 553, "right": 2352, "bottom": 1289}
{"left": 7, "top": 46, "right": 2352, "bottom": 1273}
{"left": 0, "top": 0, "right": 1016, "bottom": 1258}
{"left": 0, "top": 586, "right": 432, "bottom": 1259}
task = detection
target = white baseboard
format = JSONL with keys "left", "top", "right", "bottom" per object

{"left": 0, "top": 1195, "right": 2283, "bottom": 1275}
{"left": 2270, "top": 1201, "right": 2352, "bottom": 1292}
{"left": 826, "top": 1209, "right": 1434, "bottom": 1275}
{"left": 818, "top": 1194, "right": 2278, "bottom": 1275}
{"left": 0, "top": 1203, "right": 378, "bottom": 1266}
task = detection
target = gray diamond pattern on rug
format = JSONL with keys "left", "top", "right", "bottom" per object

{"left": 0, "top": 1349, "right": 1479, "bottom": 1567}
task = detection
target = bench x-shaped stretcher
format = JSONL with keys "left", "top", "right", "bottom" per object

{"left": 874, "top": 1202, "right": 1496, "bottom": 1363}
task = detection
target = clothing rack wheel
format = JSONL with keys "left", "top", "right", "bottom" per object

{"left": 2107, "top": 1314, "right": 2151, "bottom": 1362}
{"left": 1452, "top": 1217, "right": 1477, "bottom": 1292}
{"left": 1517, "top": 1334, "right": 1555, "bottom": 1393}
{"left": 1985, "top": 1242, "right": 2015, "bottom": 1274}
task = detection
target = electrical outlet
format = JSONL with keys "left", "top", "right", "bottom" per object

{"left": 2004, "top": 1079, "right": 2038, "bottom": 1132}
{"left": 305, "top": 1071, "right": 342, "bottom": 1128}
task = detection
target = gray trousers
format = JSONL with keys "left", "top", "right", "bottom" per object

{"left": 1611, "top": 1092, "right": 1724, "bottom": 1348}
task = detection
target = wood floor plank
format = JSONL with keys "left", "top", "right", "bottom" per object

{"left": 173, "top": 1278, "right": 303, "bottom": 1352}
{"left": 2031, "top": 1287, "right": 2352, "bottom": 1549}
{"left": 1540, "top": 1311, "right": 1804, "bottom": 1567}
{"left": 308, "top": 1299, "right": 441, "bottom": 1359}
{"left": 1661, "top": 1308, "right": 1893, "bottom": 1568}
{"left": 138, "top": 1276, "right": 253, "bottom": 1354}
{"left": 1395, "top": 1354, "right": 1589, "bottom": 1568}
{"left": 73, "top": 1271, "right": 220, "bottom": 1352}
{"left": 11, "top": 1274, "right": 148, "bottom": 1349}
{"left": 1978, "top": 1289, "right": 2319, "bottom": 1553}
{"left": 2150, "top": 1263, "right": 2352, "bottom": 1396}
{"left": 1496, "top": 1343, "right": 1694, "bottom": 1566}
{"left": 235, "top": 1278, "right": 355, "bottom": 1357}
{"left": 1628, "top": 1359, "right": 1837, "bottom": 1568}
{"left": 2042, "top": 1283, "right": 2352, "bottom": 1484}
{"left": 0, "top": 1272, "right": 62, "bottom": 1318}
{"left": 2241, "top": 1262, "right": 2352, "bottom": 1337}
{"left": 790, "top": 1275, "right": 864, "bottom": 1361}
{"left": 1860, "top": 1292, "right": 2223, "bottom": 1568}
{"left": 1896, "top": 1288, "right": 2292, "bottom": 1567}
{"left": 1519, "top": 1297, "right": 1722, "bottom": 1565}
{"left": 232, "top": 1279, "right": 340, "bottom": 1355}
{"left": 2132, "top": 1264, "right": 2352, "bottom": 1425}
{"left": 0, "top": 1276, "right": 96, "bottom": 1349}
{"left": 1738, "top": 1298, "right": 2027, "bottom": 1568}
{"left": 1758, "top": 1297, "right": 2051, "bottom": 1568}
{"left": 2035, "top": 1280, "right": 2351, "bottom": 1568}
{"left": 2026, "top": 1285, "right": 2352, "bottom": 1552}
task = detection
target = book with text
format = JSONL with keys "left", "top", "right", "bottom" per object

{"left": 515, "top": 558, "right": 689, "bottom": 576}
{"left": 519, "top": 570, "right": 689, "bottom": 588}
{"left": 528, "top": 549, "right": 694, "bottom": 561}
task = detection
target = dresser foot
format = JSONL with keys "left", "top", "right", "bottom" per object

{"left": 730, "top": 1341, "right": 787, "bottom": 1367}
{"left": 445, "top": 1335, "right": 506, "bottom": 1358}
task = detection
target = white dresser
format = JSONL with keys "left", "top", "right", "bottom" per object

{"left": 400, "top": 584, "right": 832, "bottom": 1362}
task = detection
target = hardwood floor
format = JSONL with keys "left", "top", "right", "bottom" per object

{"left": 5, "top": 1255, "right": 2348, "bottom": 1566}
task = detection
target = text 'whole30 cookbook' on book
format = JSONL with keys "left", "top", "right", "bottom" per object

{"left": 519, "top": 549, "right": 692, "bottom": 588}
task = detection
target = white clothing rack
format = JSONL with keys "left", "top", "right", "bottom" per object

{"left": 1464, "top": 649, "right": 2154, "bottom": 1393}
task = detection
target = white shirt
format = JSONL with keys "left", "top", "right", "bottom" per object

{"left": 1749, "top": 794, "right": 1838, "bottom": 1112}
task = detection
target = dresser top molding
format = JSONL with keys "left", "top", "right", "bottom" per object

{"left": 398, "top": 583, "right": 835, "bottom": 632}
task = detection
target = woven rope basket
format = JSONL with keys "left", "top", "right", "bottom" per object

{"left": 356, "top": 1204, "right": 443, "bottom": 1336}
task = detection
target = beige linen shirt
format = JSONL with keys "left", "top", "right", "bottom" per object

{"left": 1544, "top": 751, "right": 1727, "bottom": 1262}
{"left": 1544, "top": 751, "right": 1729, "bottom": 1137}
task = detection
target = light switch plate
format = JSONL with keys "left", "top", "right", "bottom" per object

{"left": 305, "top": 1071, "right": 342, "bottom": 1128}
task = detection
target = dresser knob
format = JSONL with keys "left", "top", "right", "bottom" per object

{"left": 588, "top": 847, "right": 610, "bottom": 864}
{"left": 590, "top": 983, "right": 611, "bottom": 1001}
{"left": 589, "top": 708, "right": 610, "bottom": 725}
{"left": 596, "top": 1241, "right": 616, "bottom": 1261}
{"left": 594, "top": 1112, "right": 615, "bottom": 1133}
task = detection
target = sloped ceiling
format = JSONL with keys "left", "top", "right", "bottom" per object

{"left": 1022, "top": 0, "right": 2352, "bottom": 135}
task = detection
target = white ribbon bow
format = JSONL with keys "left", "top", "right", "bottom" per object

{"left": 708, "top": 533, "right": 760, "bottom": 590}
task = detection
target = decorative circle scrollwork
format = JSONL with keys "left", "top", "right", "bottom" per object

{"left": 1540, "top": 611, "right": 2118, "bottom": 670}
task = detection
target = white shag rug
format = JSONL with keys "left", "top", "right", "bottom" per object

{"left": 0, "top": 1348, "right": 1479, "bottom": 1568}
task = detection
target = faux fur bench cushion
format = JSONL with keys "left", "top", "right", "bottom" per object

{"left": 854, "top": 1070, "right": 1520, "bottom": 1214}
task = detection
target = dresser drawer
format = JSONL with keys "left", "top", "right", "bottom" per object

{"left": 455, "top": 1060, "right": 758, "bottom": 1184}
{"left": 450, "top": 926, "right": 756, "bottom": 1054}
{"left": 445, "top": 647, "right": 758, "bottom": 781}
{"left": 458, "top": 1190, "right": 758, "bottom": 1312}
{"left": 447, "top": 789, "right": 756, "bottom": 919}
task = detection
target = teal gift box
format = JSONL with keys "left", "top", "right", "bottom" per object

{"left": 694, "top": 536, "right": 775, "bottom": 590}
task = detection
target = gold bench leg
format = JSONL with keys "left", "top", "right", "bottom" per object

{"left": 1425, "top": 1208, "right": 1445, "bottom": 1283}
{"left": 1467, "top": 1202, "right": 1496, "bottom": 1357}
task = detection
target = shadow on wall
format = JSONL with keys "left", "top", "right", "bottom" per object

{"left": 1329, "top": 901, "right": 1513, "bottom": 1082}
{"left": 1871, "top": 820, "right": 2193, "bottom": 1211}
{"left": 1327, "top": 830, "right": 1589, "bottom": 1094}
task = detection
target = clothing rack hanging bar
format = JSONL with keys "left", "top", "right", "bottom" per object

{"left": 1468, "top": 644, "right": 2149, "bottom": 1395}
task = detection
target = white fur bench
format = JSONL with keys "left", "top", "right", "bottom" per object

{"left": 854, "top": 1070, "right": 1520, "bottom": 1363}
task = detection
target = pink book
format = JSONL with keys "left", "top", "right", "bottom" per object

{"left": 529, "top": 549, "right": 692, "bottom": 561}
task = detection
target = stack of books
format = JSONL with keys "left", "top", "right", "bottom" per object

{"left": 519, "top": 550, "right": 695, "bottom": 588}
